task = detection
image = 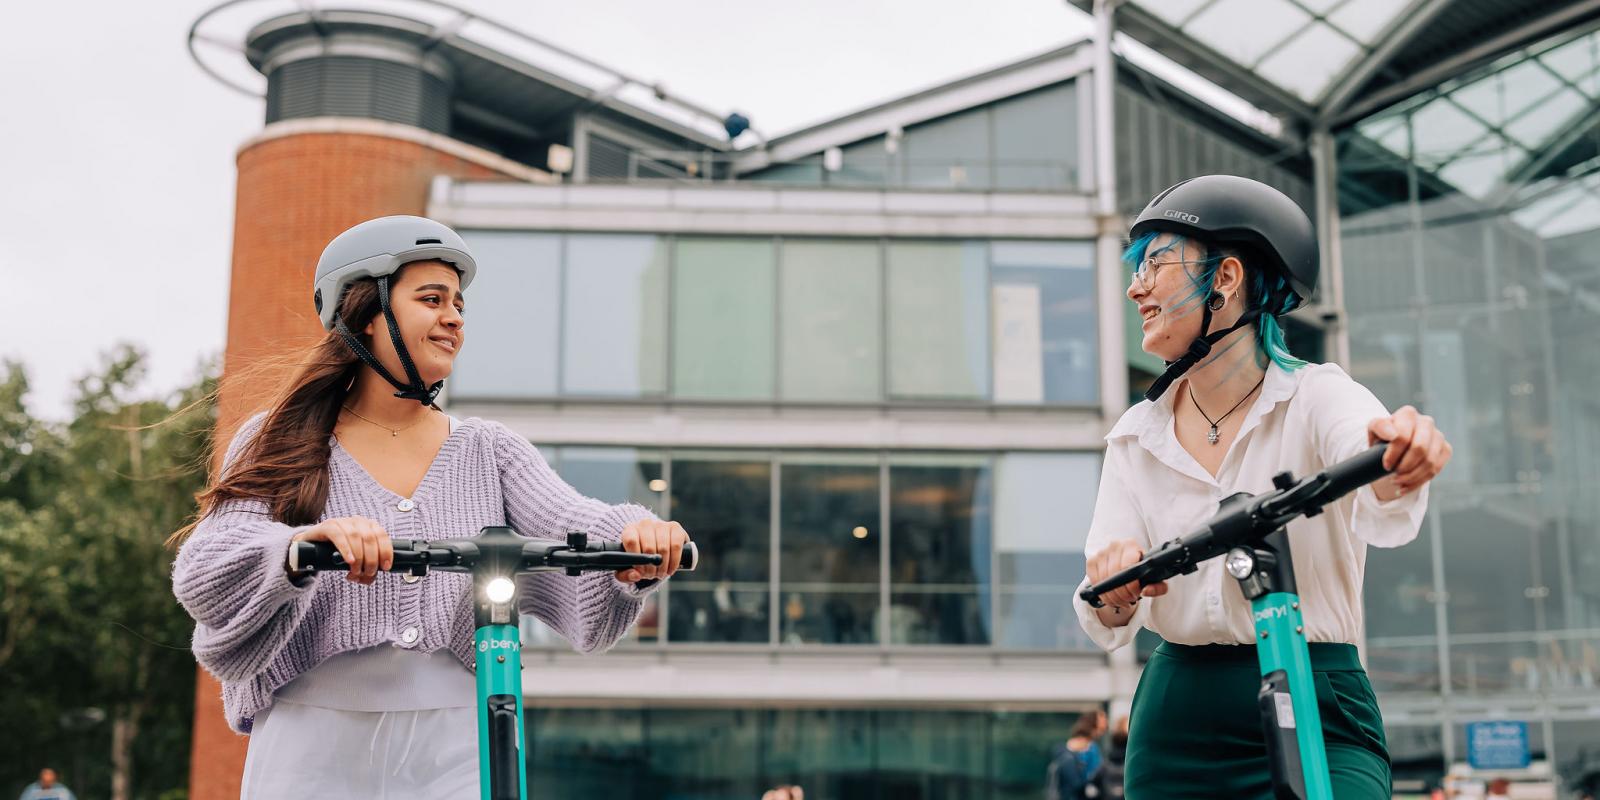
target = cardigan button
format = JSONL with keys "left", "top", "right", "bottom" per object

{"left": 397, "top": 498, "right": 415, "bottom": 512}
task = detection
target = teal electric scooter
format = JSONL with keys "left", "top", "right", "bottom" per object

{"left": 1080, "top": 443, "right": 1391, "bottom": 800}
{"left": 291, "top": 527, "right": 698, "bottom": 800}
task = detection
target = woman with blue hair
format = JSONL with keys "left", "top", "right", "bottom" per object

{"left": 1073, "top": 175, "right": 1453, "bottom": 798}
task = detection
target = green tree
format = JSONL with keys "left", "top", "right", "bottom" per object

{"left": 0, "top": 345, "right": 216, "bottom": 800}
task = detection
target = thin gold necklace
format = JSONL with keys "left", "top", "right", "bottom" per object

{"left": 341, "top": 405, "right": 432, "bottom": 438}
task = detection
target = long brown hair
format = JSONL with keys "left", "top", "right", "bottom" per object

{"left": 168, "top": 279, "right": 388, "bottom": 545}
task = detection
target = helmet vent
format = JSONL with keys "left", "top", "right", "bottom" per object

{"left": 415, "top": 238, "right": 442, "bottom": 245}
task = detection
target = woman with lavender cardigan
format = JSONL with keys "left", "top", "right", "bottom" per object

{"left": 170, "top": 218, "right": 690, "bottom": 798}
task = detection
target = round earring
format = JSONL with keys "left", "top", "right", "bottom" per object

{"left": 1207, "top": 293, "right": 1227, "bottom": 311}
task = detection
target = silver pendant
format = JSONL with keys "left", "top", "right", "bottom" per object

{"left": 1208, "top": 426, "right": 1220, "bottom": 445}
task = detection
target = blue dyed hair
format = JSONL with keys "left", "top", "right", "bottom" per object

{"left": 1123, "top": 232, "right": 1307, "bottom": 372}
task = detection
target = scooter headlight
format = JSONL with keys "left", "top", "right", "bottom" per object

{"left": 485, "top": 576, "right": 516, "bottom": 604}
{"left": 1224, "top": 548, "right": 1256, "bottom": 580}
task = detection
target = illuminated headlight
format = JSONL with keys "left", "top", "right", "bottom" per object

{"left": 485, "top": 577, "right": 516, "bottom": 604}
{"left": 1224, "top": 548, "right": 1256, "bottom": 580}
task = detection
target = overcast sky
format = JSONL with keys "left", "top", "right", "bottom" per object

{"left": 1, "top": 0, "right": 1251, "bottom": 420}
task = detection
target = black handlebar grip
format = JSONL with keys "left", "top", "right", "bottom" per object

{"left": 1078, "top": 561, "right": 1151, "bottom": 609}
{"left": 587, "top": 540, "right": 699, "bottom": 572}
{"left": 1321, "top": 444, "right": 1392, "bottom": 499}
{"left": 289, "top": 541, "right": 347, "bottom": 571}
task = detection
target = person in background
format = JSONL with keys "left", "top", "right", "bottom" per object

{"left": 1047, "top": 709, "right": 1108, "bottom": 800}
{"left": 1087, "top": 717, "right": 1129, "bottom": 799}
{"left": 18, "top": 769, "right": 75, "bottom": 800}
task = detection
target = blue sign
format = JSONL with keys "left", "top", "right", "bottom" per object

{"left": 1467, "top": 721, "right": 1530, "bottom": 770}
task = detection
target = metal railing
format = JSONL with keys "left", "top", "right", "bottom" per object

{"left": 609, "top": 147, "right": 1080, "bottom": 191}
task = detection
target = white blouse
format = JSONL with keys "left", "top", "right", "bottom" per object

{"left": 1073, "top": 362, "right": 1428, "bottom": 651}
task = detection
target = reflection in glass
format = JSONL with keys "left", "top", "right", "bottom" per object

{"left": 766, "top": 708, "right": 876, "bottom": 800}
{"left": 562, "top": 234, "right": 668, "bottom": 396}
{"left": 648, "top": 709, "right": 764, "bottom": 798}
{"left": 554, "top": 447, "right": 665, "bottom": 643}
{"left": 529, "top": 708, "right": 645, "bottom": 799}
{"left": 991, "top": 83, "right": 1077, "bottom": 190}
{"left": 1337, "top": 36, "right": 1600, "bottom": 787}
{"left": 529, "top": 707, "right": 1086, "bottom": 800}
{"left": 904, "top": 109, "right": 991, "bottom": 189}
{"left": 667, "top": 456, "right": 772, "bottom": 643}
{"left": 995, "top": 453, "right": 1099, "bottom": 649}
{"left": 450, "top": 231, "right": 560, "bottom": 398}
{"left": 990, "top": 241, "right": 1097, "bottom": 405}
{"left": 876, "top": 709, "right": 988, "bottom": 800}
{"left": 780, "top": 458, "right": 881, "bottom": 644}
{"left": 889, "top": 458, "right": 993, "bottom": 644}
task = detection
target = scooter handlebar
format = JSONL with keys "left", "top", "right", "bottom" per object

{"left": 289, "top": 537, "right": 699, "bottom": 574}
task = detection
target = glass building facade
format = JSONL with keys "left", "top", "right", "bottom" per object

{"left": 419, "top": 12, "right": 1600, "bottom": 795}
{"left": 1338, "top": 24, "right": 1600, "bottom": 790}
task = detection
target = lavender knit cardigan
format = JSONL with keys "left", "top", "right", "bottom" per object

{"left": 172, "top": 413, "right": 660, "bottom": 733}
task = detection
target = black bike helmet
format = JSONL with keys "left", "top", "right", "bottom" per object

{"left": 1129, "top": 175, "right": 1320, "bottom": 401}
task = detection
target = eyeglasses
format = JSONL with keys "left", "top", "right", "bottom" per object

{"left": 1131, "top": 255, "right": 1206, "bottom": 293}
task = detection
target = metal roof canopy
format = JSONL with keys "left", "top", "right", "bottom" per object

{"left": 193, "top": 0, "right": 747, "bottom": 151}
{"left": 1067, "top": 0, "right": 1600, "bottom": 131}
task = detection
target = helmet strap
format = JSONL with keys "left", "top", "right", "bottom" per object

{"left": 1143, "top": 295, "right": 1266, "bottom": 403}
{"left": 331, "top": 275, "right": 444, "bottom": 406}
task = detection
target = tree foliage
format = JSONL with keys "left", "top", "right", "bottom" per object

{"left": 0, "top": 346, "right": 216, "bottom": 800}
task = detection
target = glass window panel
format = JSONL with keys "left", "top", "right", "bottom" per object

{"left": 1442, "top": 501, "right": 1542, "bottom": 643}
{"left": 992, "top": 711, "right": 1086, "bottom": 800}
{"left": 1409, "top": 101, "right": 1489, "bottom": 159}
{"left": 672, "top": 238, "right": 776, "bottom": 400}
{"left": 1506, "top": 89, "right": 1588, "bottom": 147}
{"left": 888, "top": 456, "right": 993, "bottom": 645}
{"left": 1328, "top": 0, "right": 1408, "bottom": 44}
{"left": 991, "top": 83, "right": 1077, "bottom": 190}
{"left": 1144, "top": 0, "right": 1210, "bottom": 25}
{"left": 1554, "top": 718, "right": 1600, "bottom": 795}
{"left": 667, "top": 455, "right": 772, "bottom": 643}
{"left": 1185, "top": 0, "right": 1312, "bottom": 67}
{"left": 779, "top": 457, "right": 881, "bottom": 645}
{"left": 562, "top": 234, "right": 668, "bottom": 396}
{"left": 1365, "top": 642, "right": 1442, "bottom": 693}
{"left": 1538, "top": 32, "right": 1600, "bottom": 92}
{"left": 646, "top": 709, "right": 764, "bottom": 797}
{"left": 887, "top": 242, "right": 990, "bottom": 400}
{"left": 904, "top": 109, "right": 992, "bottom": 189}
{"left": 1384, "top": 724, "right": 1446, "bottom": 792}
{"left": 449, "top": 231, "right": 560, "bottom": 398}
{"left": 529, "top": 708, "right": 646, "bottom": 799}
{"left": 838, "top": 136, "right": 893, "bottom": 187}
{"left": 1256, "top": 23, "right": 1363, "bottom": 102}
{"left": 748, "top": 157, "right": 824, "bottom": 185}
{"left": 1494, "top": 59, "right": 1567, "bottom": 120}
{"left": 990, "top": 241, "right": 1098, "bottom": 405}
{"left": 1438, "top": 149, "right": 1514, "bottom": 198}
{"left": 995, "top": 452, "right": 1099, "bottom": 649}
{"left": 779, "top": 240, "right": 883, "bottom": 402}
{"left": 1535, "top": 193, "right": 1600, "bottom": 238}
{"left": 538, "top": 447, "right": 665, "bottom": 644}
{"left": 554, "top": 446, "right": 665, "bottom": 515}
{"left": 766, "top": 708, "right": 877, "bottom": 799}
{"left": 876, "top": 710, "right": 989, "bottom": 800}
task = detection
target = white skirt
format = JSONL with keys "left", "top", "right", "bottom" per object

{"left": 241, "top": 700, "right": 480, "bottom": 799}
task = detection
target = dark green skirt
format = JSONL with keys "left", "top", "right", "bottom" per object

{"left": 1124, "top": 641, "right": 1390, "bottom": 799}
